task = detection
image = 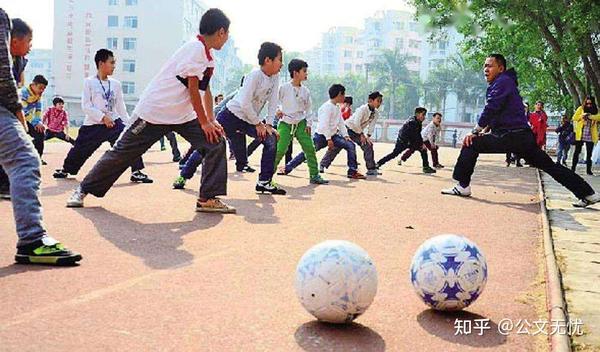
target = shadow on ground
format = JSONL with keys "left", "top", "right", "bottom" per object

{"left": 417, "top": 309, "right": 507, "bottom": 348}
{"left": 294, "top": 320, "right": 386, "bottom": 352}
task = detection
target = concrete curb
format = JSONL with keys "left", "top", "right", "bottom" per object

{"left": 537, "top": 170, "right": 572, "bottom": 352}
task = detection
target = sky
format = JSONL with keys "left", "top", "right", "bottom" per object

{"left": 0, "top": 0, "right": 414, "bottom": 64}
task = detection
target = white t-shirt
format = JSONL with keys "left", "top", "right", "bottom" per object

{"left": 133, "top": 38, "right": 214, "bottom": 125}
{"left": 226, "top": 68, "right": 279, "bottom": 125}
{"left": 277, "top": 82, "right": 312, "bottom": 125}
{"left": 81, "top": 75, "right": 129, "bottom": 126}
{"left": 316, "top": 100, "right": 348, "bottom": 139}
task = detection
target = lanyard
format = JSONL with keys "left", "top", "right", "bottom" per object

{"left": 97, "top": 76, "right": 111, "bottom": 104}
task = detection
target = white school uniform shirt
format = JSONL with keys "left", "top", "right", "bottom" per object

{"left": 316, "top": 100, "right": 348, "bottom": 139}
{"left": 81, "top": 76, "right": 129, "bottom": 126}
{"left": 421, "top": 121, "right": 442, "bottom": 145}
{"left": 345, "top": 103, "right": 380, "bottom": 136}
{"left": 133, "top": 38, "right": 214, "bottom": 125}
{"left": 277, "top": 82, "right": 312, "bottom": 125}
{"left": 226, "top": 68, "right": 279, "bottom": 125}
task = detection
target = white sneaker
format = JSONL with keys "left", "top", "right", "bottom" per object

{"left": 573, "top": 193, "right": 600, "bottom": 208}
{"left": 66, "top": 186, "right": 87, "bottom": 208}
{"left": 441, "top": 184, "right": 472, "bottom": 197}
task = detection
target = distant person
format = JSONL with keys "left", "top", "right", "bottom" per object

{"left": 555, "top": 114, "right": 573, "bottom": 166}
{"left": 43, "top": 96, "right": 75, "bottom": 146}
{"left": 400, "top": 112, "right": 445, "bottom": 169}
{"left": 441, "top": 54, "right": 599, "bottom": 208}
{"left": 341, "top": 96, "right": 353, "bottom": 120}
{"left": 571, "top": 96, "right": 599, "bottom": 176}
{"left": 20, "top": 74, "right": 47, "bottom": 163}
{"left": 529, "top": 100, "right": 548, "bottom": 150}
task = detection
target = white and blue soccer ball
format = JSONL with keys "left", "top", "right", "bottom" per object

{"left": 410, "top": 234, "right": 487, "bottom": 311}
{"left": 295, "top": 240, "right": 378, "bottom": 323}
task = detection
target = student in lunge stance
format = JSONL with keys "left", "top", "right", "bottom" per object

{"left": 53, "top": 49, "right": 153, "bottom": 183}
{"left": 283, "top": 84, "right": 367, "bottom": 179}
{"left": 441, "top": 54, "right": 599, "bottom": 208}
{"left": 66, "top": 8, "right": 235, "bottom": 213}
{"left": 216, "top": 42, "right": 287, "bottom": 195}
{"left": 43, "top": 96, "right": 75, "bottom": 145}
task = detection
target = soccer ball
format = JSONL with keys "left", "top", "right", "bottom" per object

{"left": 295, "top": 240, "right": 378, "bottom": 323}
{"left": 410, "top": 234, "right": 487, "bottom": 311}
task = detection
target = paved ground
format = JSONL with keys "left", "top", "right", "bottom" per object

{"left": 1, "top": 142, "right": 549, "bottom": 351}
{"left": 541, "top": 164, "right": 600, "bottom": 352}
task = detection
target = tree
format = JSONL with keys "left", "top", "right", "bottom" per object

{"left": 370, "top": 48, "right": 412, "bottom": 118}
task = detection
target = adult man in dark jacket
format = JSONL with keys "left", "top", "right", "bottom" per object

{"left": 442, "top": 54, "right": 599, "bottom": 208}
{"left": 376, "top": 107, "right": 436, "bottom": 173}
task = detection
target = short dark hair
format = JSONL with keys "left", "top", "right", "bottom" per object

{"left": 344, "top": 96, "right": 353, "bottom": 105}
{"left": 33, "top": 75, "right": 48, "bottom": 86}
{"left": 368, "top": 91, "right": 383, "bottom": 100}
{"left": 258, "top": 42, "right": 282, "bottom": 66}
{"left": 288, "top": 58, "right": 308, "bottom": 79}
{"left": 536, "top": 100, "right": 544, "bottom": 106}
{"left": 489, "top": 53, "right": 507, "bottom": 69}
{"left": 53, "top": 96, "right": 64, "bottom": 105}
{"left": 94, "top": 49, "right": 114, "bottom": 68}
{"left": 11, "top": 18, "right": 32, "bottom": 39}
{"left": 328, "top": 84, "right": 345, "bottom": 99}
{"left": 199, "top": 8, "right": 230, "bottom": 35}
{"left": 415, "top": 107, "right": 427, "bottom": 115}
{"left": 214, "top": 94, "right": 223, "bottom": 103}
{"left": 432, "top": 112, "right": 442, "bottom": 118}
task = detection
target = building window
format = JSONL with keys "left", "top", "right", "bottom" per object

{"left": 345, "top": 36, "right": 353, "bottom": 44}
{"left": 394, "top": 21, "right": 404, "bottom": 30}
{"left": 107, "top": 37, "right": 118, "bottom": 49}
{"left": 344, "top": 50, "right": 352, "bottom": 58}
{"left": 357, "top": 51, "right": 363, "bottom": 58}
{"left": 125, "top": 0, "right": 137, "bottom": 5}
{"left": 123, "top": 60, "right": 136, "bottom": 72}
{"left": 409, "top": 22, "right": 418, "bottom": 31}
{"left": 355, "top": 64, "right": 363, "bottom": 72}
{"left": 409, "top": 39, "right": 420, "bottom": 49}
{"left": 374, "top": 22, "right": 381, "bottom": 31}
{"left": 439, "top": 41, "right": 448, "bottom": 50}
{"left": 372, "top": 40, "right": 381, "bottom": 48}
{"left": 344, "top": 63, "right": 352, "bottom": 71}
{"left": 122, "top": 81, "right": 135, "bottom": 95}
{"left": 124, "top": 16, "right": 138, "bottom": 28}
{"left": 123, "top": 37, "right": 137, "bottom": 50}
{"left": 395, "top": 38, "right": 404, "bottom": 48}
{"left": 326, "top": 51, "right": 334, "bottom": 59}
{"left": 108, "top": 0, "right": 118, "bottom": 5}
{"left": 108, "top": 16, "right": 119, "bottom": 27}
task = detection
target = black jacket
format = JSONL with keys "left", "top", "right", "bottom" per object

{"left": 398, "top": 116, "right": 424, "bottom": 148}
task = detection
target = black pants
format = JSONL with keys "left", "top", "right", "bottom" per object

{"left": 27, "top": 122, "right": 44, "bottom": 157}
{"left": 453, "top": 129, "right": 594, "bottom": 199}
{"left": 62, "top": 119, "right": 144, "bottom": 175}
{"left": 80, "top": 118, "right": 227, "bottom": 199}
{"left": 45, "top": 130, "right": 75, "bottom": 144}
{"left": 377, "top": 137, "right": 429, "bottom": 168}
{"left": 571, "top": 141, "right": 594, "bottom": 174}
{"left": 159, "top": 131, "right": 181, "bottom": 159}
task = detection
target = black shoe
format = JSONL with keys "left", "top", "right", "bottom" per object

{"left": 256, "top": 181, "right": 287, "bottom": 195}
{"left": 53, "top": 169, "right": 69, "bottom": 179}
{"left": 41, "top": 160, "right": 48, "bottom": 166}
{"left": 0, "top": 187, "right": 10, "bottom": 200}
{"left": 172, "top": 155, "right": 182, "bottom": 162}
{"left": 130, "top": 170, "right": 154, "bottom": 183}
{"left": 15, "top": 237, "right": 82, "bottom": 266}
{"left": 423, "top": 166, "right": 437, "bottom": 174}
{"left": 516, "top": 162, "right": 523, "bottom": 167}
{"left": 236, "top": 165, "right": 256, "bottom": 173}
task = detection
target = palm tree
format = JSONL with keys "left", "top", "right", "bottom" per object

{"left": 448, "top": 54, "right": 486, "bottom": 122}
{"left": 370, "top": 48, "right": 411, "bottom": 118}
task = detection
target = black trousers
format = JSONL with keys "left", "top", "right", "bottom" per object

{"left": 27, "top": 122, "right": 44, "bottom": 157}
{"left": 571, "top": 141, "right": 594, "bottom": 174}
{"left": 453, "top": 129, "right": 594, "bottom": 199}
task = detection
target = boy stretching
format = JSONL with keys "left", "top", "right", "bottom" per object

{"left": 274, "top": 58, "right": 327, "bottom": 184}
{"left": 66, "top": 8, "right": 235, "bottom": 213}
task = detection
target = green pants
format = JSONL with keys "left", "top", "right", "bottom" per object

{"left": 274, "top": 120, "right": 318, "bottom": 177}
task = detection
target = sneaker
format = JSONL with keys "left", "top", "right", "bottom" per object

{"left": 516, "top": 162, "right": 523, "bottom": 167}
{"left": 348, "top": 171, "right": 367, "bottom": 179}
{"left": 236, "top": 165, "right": 256, "bottom": 173}
{"left": 15, "top": 236, "right": 82, "bottom": 266}
{"left": 276, "top": 166, "right": 288, "bottom": 176}
{"left": 319, "top": 165, "right": 325, "bottom": 173}
{"left": 256, "top": 181, "right": 287, "bottom": 195}
{"left": 172, "top": 155, "right": 182, "bottom": 162}
{"left": 441, "top": 184, "right": 472, "bottom": 197}
{"left": 573, "top": 193, "right": 600, "bottom": 208}
{"left": 160, "top": 146, "right": 166, "bottom": 151}
{"left": 66, "top": 186, "right": 87, "bottom": 208}
{"left": 196, "top": 198, "right": 236, "bottom": 213}
{"left": 423, "top": 166, "right": 437, "bottom": 174}
{"left": 53, "top": 169, "right": 69, "bottom": 179}
{"left": 587, "top": 171, "right": 594, "bottom": 176}
{"left": 172, "top": 176, "right": 186, "bottom": 189}
{"left": 0, "top": 187, "right": 10, "bottom": 200}
{"left": 310, "top": 175, "right": 329, "bottom": 184}
{"left": 229, "top": 153, "right": 236, "bottom": 160}
{"left": 41, "top": 160, "right": 48, "bottom": 166}
{"left": 131, "top": 170, "right": 154, "bottom": 183}
{"left": 366, "top": 169, "right": 382, "bottom": 176}
{"left": 397, "top": 159, "right": 402, "bottom": 166}
{"left": 433, "top": 164, "right": 445, "bottom": 169}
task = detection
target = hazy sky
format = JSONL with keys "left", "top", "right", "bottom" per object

{"left": 0, "top": 0, "right": 414, "bottom": 64}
